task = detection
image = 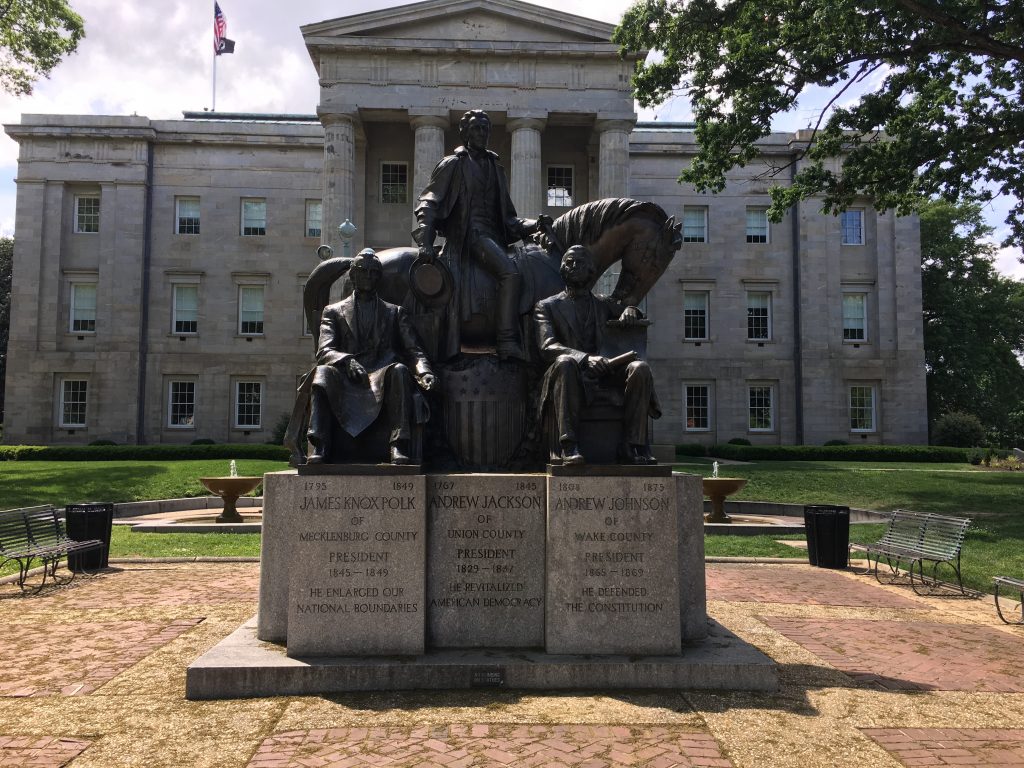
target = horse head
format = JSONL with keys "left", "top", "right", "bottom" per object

{"left": 613, "top": 212, "right": 682, "bottom": 305}
{"left": 550, "top": 198, "right": 682, "bottom": 306}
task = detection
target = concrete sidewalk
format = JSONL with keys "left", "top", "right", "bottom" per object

{"left": 0, "top": 561, "right": 1021, "bottom": 767}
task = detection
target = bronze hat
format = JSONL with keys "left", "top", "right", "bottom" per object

{"left": 408, "top": 253, "right": 454, "bottom": 308}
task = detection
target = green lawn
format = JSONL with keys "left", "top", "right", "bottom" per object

{"left": 3, "top": 457, "right": 1021, "bottom": 595}
{"left": 0, "top": 459, "right": 289, "bottom": 508}
{"left": 109, "top": 525, "right": 261, "bottom": 559}
{"left": 673, "top": 459, "right": 1022, "bottom": 515}
{"left": 681, "top": 460, "right": 1024, "bottom": 594}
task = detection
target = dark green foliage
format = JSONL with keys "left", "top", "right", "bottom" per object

{"left": 823, "top": 440, "right": 849, "bottom": 446}
{"left": 710, "top": 443, "right": 970, "bottom": 463}
{"left": 87, "top": 439, "right": 117, "bottom": 446}
{"left": 921, "top": 200, "right": 1024, "bottom": 446}
{"left": 726, "top": 437, "right": 751, "bottom": 446}
{"left": 931, "top": 411, "right": 987, "bottom": 447}
{"left": 614, "top": 0, "right": 1024, "bottom": 247}
{"left": 0, "top": 1, "right": 85, "bottom": 95}
{"left": 675, "top": 443, "right": 708, "bottom": 456}
{"left": 0, "top": 443, "right": 289, "bottom": 462}
{"left": 190, "top": 438, "right": 216, "bottom": 445}
{"left": 269, "top": 412, "right": 290, "bottom": 446}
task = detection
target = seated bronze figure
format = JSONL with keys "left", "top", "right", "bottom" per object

{"left": 305, "top": 249, "right": 435, "bottom": 465}
{"left": 534, "top": 245, "right": 661, "bottom": 466}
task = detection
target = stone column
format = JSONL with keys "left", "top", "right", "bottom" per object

{"left": 319, "top": 110, "right": 359, "bottom": 253}
{"left": 410, "top": 113, "right": 449, "bottom": 231}
{"left": 595, "top": 118, "right": 635, "bottom": 199}
{"left": 506, "top": 116, "right": 546, "bottom": 218}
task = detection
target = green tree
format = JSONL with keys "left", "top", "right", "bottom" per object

{"left": 0, "top": 1, "right": 84, "bottom": 95}
{"left": 0, "top": 237, "right": 11, "bottom": 424}
{"left": 921, "top": 200, "right": 1024, "bottom": 446}
{"left": 614, "top": 0, "right": 1024, "bottom": 247}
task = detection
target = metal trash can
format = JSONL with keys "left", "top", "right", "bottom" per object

{"left": 803, "top": 505, "right": 850, "bottom": 568}
{"left": 65, "top": 502, "right": 114, "bottom": 572}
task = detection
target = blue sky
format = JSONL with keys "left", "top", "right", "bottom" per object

{"left": 0, "top": 0, "right": 1019, "bottom": 278}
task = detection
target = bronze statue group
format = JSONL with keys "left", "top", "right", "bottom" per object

{"left": 293, "top": 111, "right": 681, "bottom": 470}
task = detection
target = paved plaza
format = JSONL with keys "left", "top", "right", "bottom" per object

{"left": 1, "top": 561, "right": 1022, "bottom": 767}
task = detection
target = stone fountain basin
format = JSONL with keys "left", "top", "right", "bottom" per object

{"left": 702, "top": 477, "right": 748, "bottom": 496}
{"left": 200, "top": 477, "right": 262, "bottom": 497}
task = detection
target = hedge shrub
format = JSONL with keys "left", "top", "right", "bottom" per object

{"left": 675, "top": 443, "right": 707, "bottom": 457}
{"left": 705, "top": 444, "right": 971, "bottom": 463}
{"left": 0, "top": 443, "right": 290, "bottom": 462}
{"left": 932, "top": 411, "right": 986, "bottom": 447}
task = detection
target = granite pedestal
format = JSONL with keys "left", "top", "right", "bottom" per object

{"left": 188, "top": 470, "right": 776, "bottom": 698}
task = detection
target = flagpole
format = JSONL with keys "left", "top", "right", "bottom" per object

{"left": 212, "top": 49, "right": 217, "bottom": 112}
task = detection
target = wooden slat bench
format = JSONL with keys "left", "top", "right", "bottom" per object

{"left": 0, "top": 505, "right": 104, "bottom": 593}
{"left": 994, "top": 576, "right": 1024, "bottom": 624}
{"left": 850, "top": 509, "right": 971, "bottom": 595}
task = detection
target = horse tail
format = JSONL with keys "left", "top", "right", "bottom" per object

{"left": 304, "top": 256, "right": 352, "bottom": 346}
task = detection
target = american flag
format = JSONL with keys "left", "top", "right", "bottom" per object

{"left": 214, "top": 2, "right": 234, "bottom": 55}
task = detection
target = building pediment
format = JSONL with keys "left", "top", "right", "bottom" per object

{"left": 302, "top": 0, "right": 616, "bottom": 46}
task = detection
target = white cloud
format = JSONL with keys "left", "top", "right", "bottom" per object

{"left": 0, "top": 0, "right": 1017, "bottom": 279}
{"left": 0, "top": 0, "right": 638, "bottom": 220}
{"left": 994, "top": 246, "right": 1024, "bottom": 281}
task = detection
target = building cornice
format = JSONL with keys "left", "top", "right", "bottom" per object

{"left": 301, "top": 0, "right": 617, "bottom": 42}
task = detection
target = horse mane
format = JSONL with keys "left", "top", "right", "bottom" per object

{"left": 550, "top": 198, "right": 668, "bottom": 249}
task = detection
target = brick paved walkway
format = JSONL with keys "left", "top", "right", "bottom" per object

{"left": 863, "top": 728, "right": 1024, "bottom": 767}
{"left": 28, "top": 564, "right": 260, "bottom": 608}
{"left": 0, "top": 561, "right": 1021, "bottom": 767}
{"left": 0, "top": 618, "right": 201, "bottom": 696}
{"left": 707, "top": 564, "right": 924, "bottom": 608}
{"left": 0, "top": 736, "right": 90, "bottom": 767}
{"left": 247, "top": 726, "right": 733, "bottom": 768}
{"left": 763, "top": 617, "right": 1024, "bottom": 691}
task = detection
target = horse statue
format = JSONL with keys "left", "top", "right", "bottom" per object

{"left": 287, "top": 198, "right": 682, "bottom": 468}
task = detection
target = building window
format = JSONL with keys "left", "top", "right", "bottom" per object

{"left": 241, "top": 198, "right": 266, "bottom": 236}
{"left": 59, "top": 379, "right": 88, "bottom": 427}
{"left": 748, "top": 384, "right": 775, "bottom": 431}
{"left": 841, "top": 209, "right": 864, "bottom": 245}
{"left": 168, "top": 381, "right": 196, "bottom": 428}
{"left": 305, "top": 200, "right": 322, "bottom": 238}
{"left": 684, "top": 384, "right": 711, "bottom": 431}
{"left": 682, "top": 206, "right": 707, "bottom": 243}
{"left": 849, "top": 385, "right": 876, "bottom": 432}
{"left": 74, "top": 195, "right": 100, "bottom": 233}
{"left": 746, "top": 291, "right": 772, "bottom": 340}
{"left": 235, "top": 381, "right": 262, "bottom": 428}
{"left": 547, "top": 165, "right": 574, "bottom": 207}
{"left": 683, "top": 291, "right": 708, "bottom": 340}
{"left": 238, "top": 285, "right": 264, "bottom": 335}
{"left": 69, "top": 282, "right": 97, "bottom": 333}
{"left": 176, "top": 197, "right": 200, "bottom": 235}
{"left": 172, "top": 284, "right": 199, "bottom": 335}
{"left": 842, "top": 293, "right": 868, "bottom": 341}
{"left": 381, "top": 162, "right": 408, "bottom": 204}
{"left": 746, "top": 207, "right": 769, "bottom": 243}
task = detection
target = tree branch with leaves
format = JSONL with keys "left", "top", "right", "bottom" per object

{"left": 614, "top": 0, "right": 1024, "bottom": 248}
{"left": 0, "top": 0, "right": 83, "bottom": 96}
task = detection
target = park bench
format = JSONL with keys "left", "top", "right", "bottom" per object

{"left": 850, "top": 509, "right": 971, "bottom": 595}
{"left": 994, "top": 576, "right": 1024, "bottom": 624}
{"left": 0, "top": 505, "right": 104, "bottom": 593}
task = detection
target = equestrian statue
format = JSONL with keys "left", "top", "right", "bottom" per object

{"left": 286, "top": 110, "right": 682, "bottom": 470}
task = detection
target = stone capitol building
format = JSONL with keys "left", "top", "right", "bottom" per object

{"left": 1, "top": 0, "right": 928, "bottom": 448}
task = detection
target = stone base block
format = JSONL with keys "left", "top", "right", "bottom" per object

{"left": 426, "top": 474, "right": 545, "bottom": 648}
{"left": 546, "top": 475, "right": 681, "bottom": 655}
{"left": 186, "top": 615, "right": 778, "bottom": 699}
